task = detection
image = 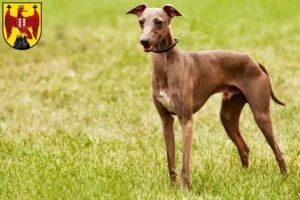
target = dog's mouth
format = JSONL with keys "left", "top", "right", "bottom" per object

{"left": 143, "top": 44, "right": 153, "bottom": 52}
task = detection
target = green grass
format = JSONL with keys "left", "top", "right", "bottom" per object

{"left": 0, "top": 0, "right": 300, "bottom": 199}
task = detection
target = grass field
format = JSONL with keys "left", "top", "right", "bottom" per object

{"left": 0, "top": 0, "right": 300, "bottom": 199}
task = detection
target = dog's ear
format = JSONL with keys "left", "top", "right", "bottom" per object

{"left": 126, "top": 4, "right": 148, "bottom": 17}
{"left": 163, "top": 4, "right": 184, "bottom": 18}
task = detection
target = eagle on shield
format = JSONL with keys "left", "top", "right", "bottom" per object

{"left": 5, "top": 4, "right": 40, "bottom": 40}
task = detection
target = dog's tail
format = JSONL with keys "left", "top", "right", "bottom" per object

{"left": 257, "top": 62, "right": 285, "bottom": 106}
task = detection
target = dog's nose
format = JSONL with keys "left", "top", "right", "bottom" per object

{"left": 140, "top": 40, "right": 150, "bottom": 47}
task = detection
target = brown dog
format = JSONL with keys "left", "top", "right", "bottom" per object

{"left": 126, "top": 4, "right": 287, "bottom": 189}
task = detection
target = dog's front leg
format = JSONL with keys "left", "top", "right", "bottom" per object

{"left": 153, "top": 97, "right": 177, "bottom": 183}
{"left": 179, "top": 115, "right": 193, "bottom": 190}
{"left": 172, "top": 80, "right": 194, "bottom": 190}
{"left": 161, "top": 114, "right": 177, "bottom": 183}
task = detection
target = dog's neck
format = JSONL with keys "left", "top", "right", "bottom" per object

{"left": 153, "top": 26, "right": 177, "bottom": 53}
{"left": 151, "top": 26, "right": 180, "bottom": 90}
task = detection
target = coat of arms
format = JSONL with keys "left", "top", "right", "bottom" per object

{"left": 2, "top": 2, "right": 41, "bottom": 50}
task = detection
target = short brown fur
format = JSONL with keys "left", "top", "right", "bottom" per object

{"left": 127, "top": 4, "right": 287, "bottom": 190}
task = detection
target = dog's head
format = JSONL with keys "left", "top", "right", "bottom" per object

{"left": 126, "top": 4, "right": 184, "bottom": 52}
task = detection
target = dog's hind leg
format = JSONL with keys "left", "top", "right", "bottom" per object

{"left": 220, "top": 93, "right": 250, "bottom": 168}
{"left": 243, "top": 74, "right": 287, "bottom": 175}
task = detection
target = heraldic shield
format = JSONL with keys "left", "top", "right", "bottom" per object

{"left": 2, "top": 2, "right": 42, "bottom": 50}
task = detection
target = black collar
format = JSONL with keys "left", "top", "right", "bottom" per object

{"left": 152, "top": 38, "right": 179, "bottom": 53}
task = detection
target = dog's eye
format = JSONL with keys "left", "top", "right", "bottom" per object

{"left": 139, "top": 20, "right": 144, "bottom": 25}
{"left": 155, "top": 20, "right": 163, "bottom": 25}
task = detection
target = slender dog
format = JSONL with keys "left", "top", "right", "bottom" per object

{"left": 126, "top": 4, "right": 287, "bottom": 189}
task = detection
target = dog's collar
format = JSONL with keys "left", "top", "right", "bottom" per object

{"left": 152, "top": 38, "right": 179, "bottom": 53}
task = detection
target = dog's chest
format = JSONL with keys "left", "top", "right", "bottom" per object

{"left": 157, "top": 90, "right": 175, "bottom": 113}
